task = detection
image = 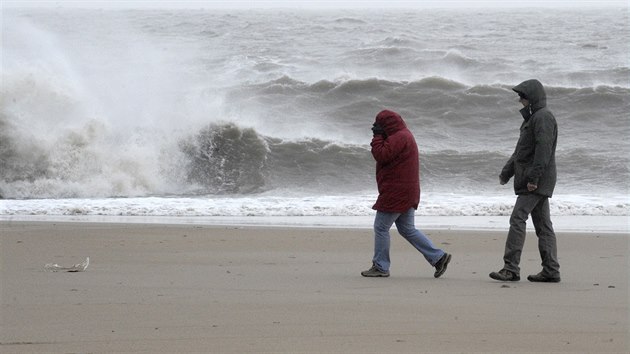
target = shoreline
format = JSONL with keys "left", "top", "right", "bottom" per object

{"left": 1, "top": 221, "right": 628, "bottom": 353}
{"left": 1, "top": 214, "right": 628, "bottom": 233}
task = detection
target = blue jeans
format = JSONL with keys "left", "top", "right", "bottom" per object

{"left": 372, "top": 208, "right": 445, "bottom": 272}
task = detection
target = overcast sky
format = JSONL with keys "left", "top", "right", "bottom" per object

{"left": 3, "top": 0, "right": 628, "bottom": 9}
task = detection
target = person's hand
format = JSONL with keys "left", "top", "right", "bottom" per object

{"left": 371, "top": 123, "right": 385, "bottom": 136}
{"left": 499, "top": 176, "right": 508, "bottom": 185}
{"left": 527, "top": 182, "right": 538, "bottom": 191}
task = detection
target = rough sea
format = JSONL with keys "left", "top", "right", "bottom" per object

{"left": 1, "top": 7, "right": 629, "bottom": 220}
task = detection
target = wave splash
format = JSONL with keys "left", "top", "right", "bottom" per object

{"left": 179, "top": 123, "right": 268, "bottom": 194}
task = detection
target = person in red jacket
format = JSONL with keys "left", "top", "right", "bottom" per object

{"left": 361, "top": 110, "right": 451, "bottom": 278}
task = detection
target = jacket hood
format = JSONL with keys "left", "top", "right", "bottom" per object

{"left": 374, "top": 110, "right": 407, "bottom": 136}
{"left": 512, "top": 79, "right": 547, "bottom": 111}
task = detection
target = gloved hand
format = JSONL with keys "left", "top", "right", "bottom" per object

{"left": 371, "top": 123, "right": 385, "bottom": 137}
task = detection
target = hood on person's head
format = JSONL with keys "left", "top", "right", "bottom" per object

{"left": 375, "top": 110, "right": 407, "bottom": 135}
{"left": 512, "top": 79, "right": 547, "bottom": 111}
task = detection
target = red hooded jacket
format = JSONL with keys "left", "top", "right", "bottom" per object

{"left": 371, "top": 110, "right": 420, "bottom": 213}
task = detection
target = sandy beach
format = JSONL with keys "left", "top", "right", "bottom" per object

{"left": 1, "top": 221, "right": 628, "bottom": 353}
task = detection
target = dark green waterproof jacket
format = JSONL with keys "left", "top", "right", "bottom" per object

{"left": 501, "top": 79, "right": 558, "bottom": 197}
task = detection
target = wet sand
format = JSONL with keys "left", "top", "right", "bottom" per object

{"left": 1, "top": 221, "right": 628, "bottom": 353}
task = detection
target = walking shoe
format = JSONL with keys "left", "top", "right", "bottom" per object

{"left": 489, "top": 269, "right": 520, "bottom": 281}
{"left": 434, "top": 253, "right": 452, "bottom": 278}
{"left": 527, "top": 272, "right": 561, "bottom": 283}
{"left": 361, "top": 265, "right": 389, "bottom": 277}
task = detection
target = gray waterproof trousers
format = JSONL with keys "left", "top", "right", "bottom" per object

{"left": 503, "top": 193, "right": 560, "bottom": 277}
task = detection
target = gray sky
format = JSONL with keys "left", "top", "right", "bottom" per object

{"left": 3, "top": 0, "right": 628, "bottom": 9}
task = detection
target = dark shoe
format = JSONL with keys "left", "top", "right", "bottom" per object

{"left": 489, "top": 269, "right": 520, "bottom": 281}
{"left": 434, "top": 253, "right": 452, "bottom": 278}
{"left": 527, "top": 272, "right": 561, "bottom": 283}
{"left": 361, "top": 265, "right": 389, "bottom": 277}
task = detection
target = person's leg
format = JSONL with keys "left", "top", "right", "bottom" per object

{"left": 372, "top": 211, "right": 399, "bottom": 272}
{"left": 503, "top": 194, "right": 542, "bottom": 275}
{"left": 394, "top": 208, "right": 445, "bottom": 265}
{"left": 531, "top": 197, "right": 560, "bottom": 278}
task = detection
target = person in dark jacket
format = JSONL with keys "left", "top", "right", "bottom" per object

{"left": 490, "top": 79, "right": 561, "bottom": 283}
{"left": 361, "top": 110, "right": 451, "bottom": 278}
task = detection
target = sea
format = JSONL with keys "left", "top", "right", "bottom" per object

{"left": 1, "top": 6, "right": 629, "bottom": 230}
